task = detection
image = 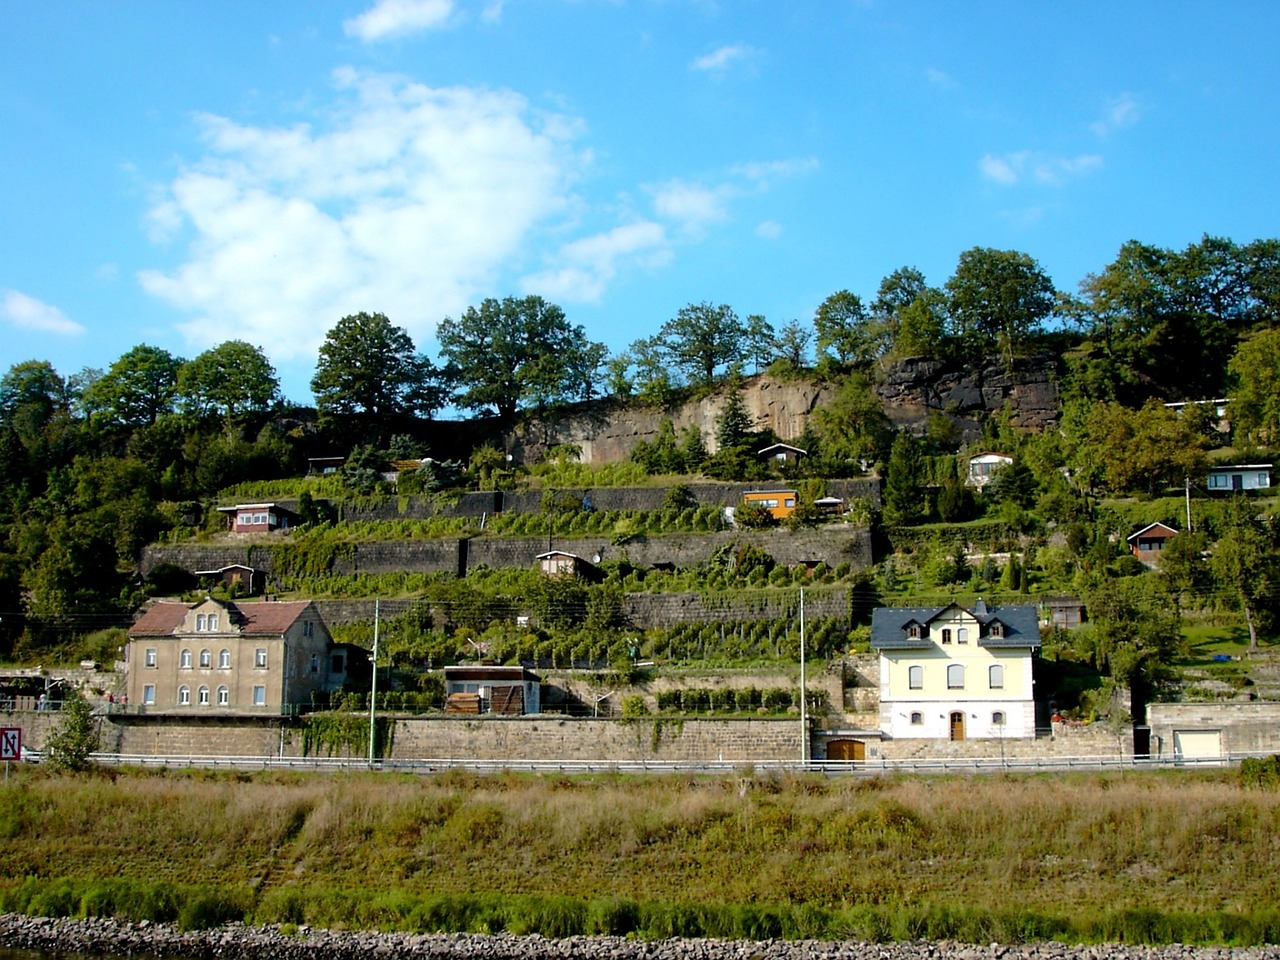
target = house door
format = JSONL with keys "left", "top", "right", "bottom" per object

{"left": 949, "top": 712, "right": 965, "bottom": 741}
{"left": 1232, "top": 473, "right": 1244, "bottom": 491}
{"left": 826, "top": 739, "right": 866, "bottom": 762}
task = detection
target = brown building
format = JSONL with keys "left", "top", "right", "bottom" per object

{"left": 1126, "top": 522, "right": 1179, "bottom": 564}
{"left": 126, "top": 598, "right": 355, "bottom": 715}
{"left": 742, "top": 489, "right": 798, "bottom": 519}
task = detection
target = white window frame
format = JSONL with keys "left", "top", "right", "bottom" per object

{"left": 989, "top": 664, "right": 1005, "bottom": 689}
{"left": 144, "top": 648, "right": 157, "bottom": 668}
{"left": 908, "top": 665, "right": 923, "bottom": 690}
{"left": 198, "top": 686, "right": 210, "bottom": 706}
{"left": 179, "top": 649, "right": 192, "bottom": 669}
{"left": 219, "top": 649, "right": 231, "bottom": 669}
{"left": 178, "top": 685, "right": 190, "bottom": 706}
{"left": 199, "top": 648, "right": 211, "bottom": 668}
{"left": 947, "top": 664, "right": 965, "bottom": 690}
{"left": 217, "top": 686, "right": 229, "bottom": 706}
{"left": 253, "top": 686, "right": 266, "bottom": 706}
{"left": 143, "top": 684, "right": 156, "bottom": 705}
{"left": 255, "top": 648, "right": 268, "bottom": 668}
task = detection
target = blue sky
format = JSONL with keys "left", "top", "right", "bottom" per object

{"left": 2, "top": 1, "right": 1278, "bottom": 405}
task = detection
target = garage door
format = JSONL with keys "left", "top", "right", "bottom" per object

{"left": 1173, "top": 729, "right": 1222, "bottom": 763}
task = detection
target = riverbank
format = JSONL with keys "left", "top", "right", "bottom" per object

{"left": 2, "top": 916, "right": 1277, "bottom": 960}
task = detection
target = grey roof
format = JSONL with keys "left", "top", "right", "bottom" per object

{"left": 870, "top": 602, "right": 1040, "bottom": 651}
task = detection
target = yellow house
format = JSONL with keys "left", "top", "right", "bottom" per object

{"left": 870, "top": 599, "right": 1040, "bottom": 741}
{"left": 742, "top": 489, "right": 798, "bottom": 519}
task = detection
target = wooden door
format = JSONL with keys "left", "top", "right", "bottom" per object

{"left": 826, "top": 739, "right": 866, "bottom": 762}
{"left": 949, "top": 712, "right": 965, "bottom": 741}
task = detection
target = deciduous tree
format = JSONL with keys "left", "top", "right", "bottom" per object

{"left": 946, "top": 248, "right": 1056, "bottom": 366}
{"left": 311, "top": 312, "right": 438, "bottom": 433}
{"left": 437, "top": 296, "right": 602, "bottom": 418}
{"left": 177, "top": 341, "right": 280, "bottom": 429}
{"left": 659, "top": 302, "right": 747, "bottom": 387}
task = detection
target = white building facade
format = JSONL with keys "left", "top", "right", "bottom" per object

{"left": 871, "top": 600, "right": 1040, "bottom": 741}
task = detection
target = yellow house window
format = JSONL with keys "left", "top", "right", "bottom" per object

{"left": 941, "top": 628, "right": 952, "bottom": 644}
{"left": 908, "top": 665, "right": 923, "bottom": 689}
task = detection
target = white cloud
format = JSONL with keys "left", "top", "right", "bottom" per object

{"left": 1091, "top": 93, "right": 1140, "bottom": 136}
{"left": 344, "top": 0, "right": 454, "bottom": 42}
{"left": 139, "top": 68, "right": 588, "bottom": 361}
{"left": 1, "top": 290, "right": 85, "bottom": 336}
{"left": 690, "top": 44, "right": 759, "bottom": 73}
{"left": 481, "top": 1, "right": 503, "bottom": 24}
{"left": 521, "top": 221, "right": 670, "bottom": 301}
{"left": 731, "top": 157, "right": 819, "bottom": 187}
{"left": 648, "top": 179, "right": 732, "bottom": 233}
{"left": 979, "top": 151, "right": 1102, "bottom": 187}
{"left": 755, "top": 220, "right": 782, "bottom": 239}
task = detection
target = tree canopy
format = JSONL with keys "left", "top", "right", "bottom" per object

{"left": 437, "top": 295, "right": 604, "bottom": 418}
{"left": 311, "top": 312, "right": 439, "bottom": 432}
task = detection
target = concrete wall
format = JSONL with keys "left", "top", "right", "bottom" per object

{"left": 1148, "top": 701, "right": 1280, "bottom": 758}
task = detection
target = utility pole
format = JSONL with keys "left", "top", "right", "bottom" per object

{"left": 799, "top": 588, "right": 807, "bottom": 767}
{"left": 368, "top": 599, "right": 380, "bottom": 768}
{"left": 1185, "top": 476, "right": 1193, "bottom": 532}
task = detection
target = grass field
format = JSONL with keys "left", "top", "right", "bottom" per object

{"left": 3, "top": 766, "right": 1280, "bottom": 943}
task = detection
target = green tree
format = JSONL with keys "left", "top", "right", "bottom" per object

{"left": 1084, "top": 576, "right": 1182, "bottom": 705}
{"left": 1211, "top": 497, "right": 1279, "bottom": 650}
{"left": 946, "top": 247, "right": 1056, "bottom": 366}
{"left": 813, "top": 290, "right": 875, "bottom": 369}
{"left": 715, "top": 384, "right": 754, "bottom": 450}
{"left": 808, "top": 372, "right": 892, "bottom": 468}
{"left": 627, "top": 335, "right": 673, "bottom": 405}
{"left": 894, "top": 289, "right": 949, "bottom": 358}
{"left": 437, "top": 295, "right": 603, "bottom": 418}
{"left": 872, "top": 266, "right": 927, "bottom": 335}
{"left": 43, "top": 691, "right": 100, "bottom": 772}
{"left": 1064, "top": 399, "right": 1209, "bottom": 496}
{"left": 659, "top": 301, "right": 747, "bottom": 387}
{"left": 883, "top": 432, "right": 926, "bottom": 526}
{"left": 743, "top": 314, "right": 776, "bottom": 374}
{"left": 83, "top": 345, "right": 183, "bottom": 429}
{"left": 312, "top": 312, "right": 437, "bottom": 431}
{"left": 177, "top": 341, "right": 280, "bottom": 430}
{"left": 772, "top": 319, "right": 812, "bottom": 373}
{"left": 1228, "top": 327, "right": 1280, "bottom": 444}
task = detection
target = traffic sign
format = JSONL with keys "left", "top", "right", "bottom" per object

{"left": 0, "top": 727, "right": 20, "bottom": 761}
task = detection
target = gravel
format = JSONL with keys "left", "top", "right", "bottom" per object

{"left": 0, "top": 916, "right": 1274, "bottom": 960}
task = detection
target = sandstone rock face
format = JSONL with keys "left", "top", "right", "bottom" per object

{"left": 505, "top": 356, "right": 1061, "bottom": 465}
{"left": 876, "top": 350, "right": 1062, "bottom": 441}
{"left": 505, "top": 376, "right": 832, "bottom": 464}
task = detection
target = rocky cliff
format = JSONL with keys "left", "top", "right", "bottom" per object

{"left": 505, "top": 353, "right": 1061, "bottom": 464}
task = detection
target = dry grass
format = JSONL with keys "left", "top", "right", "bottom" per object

{"left": 3, "top": 768, "right": 1279, "bottom": 921}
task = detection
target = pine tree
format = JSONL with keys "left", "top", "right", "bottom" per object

{"left": 883, "top": 432, "right": 925, "bottom": 525}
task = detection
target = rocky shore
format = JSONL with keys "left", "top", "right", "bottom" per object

{"left": 0, "top": 916, "right": 1274, "bottom": 960}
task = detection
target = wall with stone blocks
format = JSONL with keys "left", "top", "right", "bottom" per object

{"left": 142, "top": 527, "right": 873, "bottom": 589}
{"left": 390, "top": 716, "right": 802, "bottom": 762}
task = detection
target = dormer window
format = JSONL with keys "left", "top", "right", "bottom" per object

{"left": 208, "top": 614, "right": 219, "bottom": 631}
{"left": 196, "top": 614, "right": 207, "bottom": 631}
{"left": 990, "top": 621, "right": 1005, "bottom": 639}
{"left": 907, "top": 624, "right": 922, "bottom": 639}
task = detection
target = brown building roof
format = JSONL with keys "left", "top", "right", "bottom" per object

{"left": 130, "top": 600, "right": 312, "bottom": 637}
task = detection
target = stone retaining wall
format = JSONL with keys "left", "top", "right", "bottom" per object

{"left": 390, "top": 716, "right": 801, "bottom": 762}
{"left": 141, "top": 528, "right": 874, "bottom": 591}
